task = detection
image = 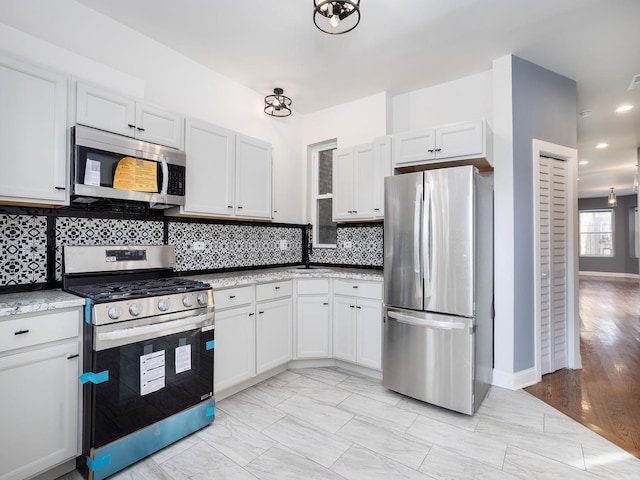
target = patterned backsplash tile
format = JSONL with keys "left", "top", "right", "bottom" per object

{"left": 0, "top": 214, "right": 48, "bottom": 285}
{"left": 310, "top": 225, "right": 383, "bottom": 267}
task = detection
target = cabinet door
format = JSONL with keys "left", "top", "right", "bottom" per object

{"left": 356, "top": 298, "right": 383, "bottom": 370}
{"left": 256, "top": 298, "right": 292, "bottom": 374}
{"left": 0, "top": 56, "right": 67, "bottom": 204}
{"left": 353, "top": 144, "right": 375, "bottom": 219}
{"left": 76, "top": 82, "right": 135, "bottom": 138}
{"left": 135, "top": 102, "right": 184, "bottom": 149}
{"left": 296, "top": 296, "right": 330, "bottom": 359}
{"left": 435, "top": 120, "right": 483, "bottom": 159}
{"left": 332, "top": 148, "right": 355, "bottom": 220}
{"left": 183, "top": 118, "right": 235, "bottom": 216}
{"left": 235, "top": 134, "right": 272, "bottom": 219}
{"left": 373, "top": 136, "right": 392, "bottom": 219}
{"left": 214, "top": 306, "right": 255, "bottom": 392}
{"left": 392, "top": 128, "right": 436, "bottom": 166}
{"left": 332, "top": 296, "right": 357, "bottom": 363}
{"left": 0, "top": 341, "right": 78, "bottom": 480}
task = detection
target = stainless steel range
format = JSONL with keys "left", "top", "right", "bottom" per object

{"left": 63, "top": 245, "right": 214, "bottom": 480}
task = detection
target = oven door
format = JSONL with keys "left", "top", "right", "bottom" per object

{"left": 87, "top": 308, "right": 214, "bottom": 449}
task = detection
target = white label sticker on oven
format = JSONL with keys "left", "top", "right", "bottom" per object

{"left": 175, "top": 344, "right": 192, "bottom": 374}
{"left": 84, "top": 157, "right": 101, "bottom": 186}
{"left": 140, "top": 350, "right": 165, "bottom": 396}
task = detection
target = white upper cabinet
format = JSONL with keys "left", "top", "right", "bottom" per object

{"left": 182, "top": 118, "right": 235, "bottom": 216}
{"left": 0, "top": 55, "right": 68, "bottom": 205}
{"left": 76, "top": 82, "right": 184, "bottom": 149}
{"left": 169, "top": 120, "right": 272, "bottom": 220}
{"left": 393, "top": 119, "right": 492, "bottom": 170}
{"left": 333, "top": 143, "right": 376, "bottom": 221}
{"left": 235, "top": 134, "right": 272, "bottom": 219}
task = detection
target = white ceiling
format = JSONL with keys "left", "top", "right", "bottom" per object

{"left": 75, "top": 0, "right": 640, "bottom": 198}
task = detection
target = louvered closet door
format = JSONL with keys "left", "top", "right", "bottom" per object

{"left": 539, "top": 156, "right": 568, "bottom": 375}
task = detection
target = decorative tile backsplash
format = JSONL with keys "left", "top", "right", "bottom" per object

{"left": 310, "top": 225, "right": 383, "bottom": 267}
{"left": 0, "top": 209, "right": 382, "bottom": 288}
{"left": 169, "top": 222, "right": 302, "bottom": 271}
{"left": 55, "top": 217, "right": 164, "bottom": 280}
{"left": 0, "top": 214, "right": 48, "bottom": 285}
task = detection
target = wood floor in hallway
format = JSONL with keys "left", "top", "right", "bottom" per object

{"left": 525, "top": 275, "right": 640, "bottom": 459}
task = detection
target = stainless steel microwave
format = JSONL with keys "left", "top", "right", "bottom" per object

{"left": 71, "top": 125, "right": 186, "bottom": 209}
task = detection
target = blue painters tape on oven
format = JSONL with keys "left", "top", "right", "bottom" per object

{"left": 206, "top": 406, "right": 215, "bottom": 417}
{"left": 86, "top": 453, "right": 111, "bottom": 472}
{"left": 206, "top": 340, "right": 214, "bottom": 350}
{"left": 87, "top": 399, "right": 215, "bottom": 480}
{"left": 79, "top": 370, "right": 109, "bottom": 385}
{"left": 84, "top": 299, "right": 92, "bottom": 324}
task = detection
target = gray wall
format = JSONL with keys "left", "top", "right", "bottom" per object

{"left": 578, "top": 195, "right": 638, "bottom": 275}
{"left": 511, "top": 56, "right": 578, "bottom": 372}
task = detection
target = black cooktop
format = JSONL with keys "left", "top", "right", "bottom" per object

{"left": 66, "top": 277, "right": 211, "bottom": 302}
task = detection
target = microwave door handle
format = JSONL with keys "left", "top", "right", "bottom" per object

{"left": 159, "top": 154, "right": 169, "bottom": 198}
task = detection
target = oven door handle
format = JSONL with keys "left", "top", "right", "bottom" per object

{"left": 95, "top": 312, "right": 214, "bottom": 350}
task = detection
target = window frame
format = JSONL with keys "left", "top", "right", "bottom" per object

{"left": 309, "top": 140, "right": 337, "bottom": 248}
{"left": 579, "top": 209, "right": 615, "bottom": 257}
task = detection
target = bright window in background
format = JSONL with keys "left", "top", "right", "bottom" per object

{"left": 310, "top": 141, "right": 337, "bottom": 247}
{"left": 579, "top": 210, "right": 614, "bottom": 257}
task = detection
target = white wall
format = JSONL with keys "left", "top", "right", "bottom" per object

{"left": 0, "top": 0, "right": 304, "bottom": 224}
{"left": 392, "top": 70, "right": 493, "bottom": 133}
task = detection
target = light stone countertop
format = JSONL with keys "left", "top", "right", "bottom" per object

{"left": 186, "top": 266, "right": 383, "bottom": 289}
{"left": 0, "top": 289, "right": 86, "bottom": 318}
{"left": 0, "top": 267, "right": 383, "bottom": 318}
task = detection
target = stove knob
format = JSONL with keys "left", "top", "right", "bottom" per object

{"left": 197, "top": 293, "right": 209, "bottom": 306}
{"left": 129, "top": 303, "right": 143, "bottom": 316}
{"left": 157, "top": 299, "right": 170, "bottom": 312}
{"left": 108, "top": 306, "right": 122, "bottom": 320}
{"left": 182, "top": 295, "right": 193, "bottom": 308}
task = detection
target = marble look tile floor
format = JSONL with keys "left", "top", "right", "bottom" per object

{"left": 57, "top": 367, "right": 640, "bottom": 480}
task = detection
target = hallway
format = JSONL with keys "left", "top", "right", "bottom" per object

{"left": 525, "top": 275, "right": 640, "bottom": 458}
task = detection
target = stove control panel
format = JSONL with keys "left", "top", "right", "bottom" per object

{"left": 91, "top": 288, "right": 214, "bottom": 325}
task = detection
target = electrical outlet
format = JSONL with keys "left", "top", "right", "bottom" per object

{"left": 279, "top": 239, "right": 288, "bottom": 250}
{"left": 343, "top": 241, "right": 353, "bottom": 249}
{"left": 191, "top": 241, "right": 206, "bottom": 251}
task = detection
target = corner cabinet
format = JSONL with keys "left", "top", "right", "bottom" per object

{"left": 0, "top": 308, "right": 81, "bottom": 480}
{"left": 392, "top": 119, "right": 492, "bottom": 171}
{"left": 75, "top": 82, "right": 184, "bottom": 149}
{"left": 0, "top": 55, "right": 68, "bottom": 206}
{"left": 169, "top": 118, "right": 272, "bottom": 220}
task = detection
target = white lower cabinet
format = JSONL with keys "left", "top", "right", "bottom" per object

{"left": 0, "top": 309, "right": 80, "bottom": 480}
{"left": 214, "top": 304, "right": 255, "bottom": 393}
{"left": 294, "top": 279, "right": 331, "bottom": 359}
{"left": 256, "top": 297, "right": 292, "bottom": 374}
{"left": 333, "top": 279, "right": 383, "bottom": 370}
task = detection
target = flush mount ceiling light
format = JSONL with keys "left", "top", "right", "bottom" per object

{"left": 314, "top": 0, "right": 361, "bottom": 35}
{"left": 615, "top": 104, "right": 633, "bottom": 113}
{"left": 264, "top": 88, "right": 292, "bottom": 117}
{"left": 596, "top": 143, "right": 609, "bottom": 149}
{"left": 608, "top": 187, "right": 618, "bottom": 207}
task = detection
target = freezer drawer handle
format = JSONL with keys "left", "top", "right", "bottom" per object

{"left": 388, "top": 311, "right": 466, "bottom": 330}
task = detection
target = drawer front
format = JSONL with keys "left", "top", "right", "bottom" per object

{"left": 333, "top": 279, "right": 383, "bottom": 300}
{"left": 296, "top": 279, "right": 329, "bottom": 295}
{"left": 215, "top": 285, "right": 254, "bottom": 310}
{"left": 256, "top": 280, "right": 292, "bottom": 302}
{"left": 0, "top": 309, "right": 80, "bottom": 353}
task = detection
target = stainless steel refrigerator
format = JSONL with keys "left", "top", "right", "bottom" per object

{"left": 383, "top": 165, "right": 493, "bottom": 415}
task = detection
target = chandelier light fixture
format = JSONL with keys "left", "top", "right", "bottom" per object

{"left": 607, "top": 187, "right": 618, "bottom": 207}
{"left": 313, "top": 0, "right": 361, "bottom": 35}
{"left": 264, "top": 88, "right": 292, "bottom": 117}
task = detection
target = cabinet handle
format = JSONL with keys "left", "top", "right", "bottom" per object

{"left": 435, "top": 148, "right": 441, "bottom": 152}
{"left": 323, "top": 302, "right": 329, "bottom": 306}
{"left": 275, "top": 286, "right": 281, "bottom": 290}
{"left": 14, "top": 329, "right": 29, "bottom": 335}
{"left": 55, "top": 186, "right": 66, "bottom": 190}
{"left": 238, "top": 206, "right": 243, "bottom": 209}
{"left": 258, "top": 311, "right": 264, "bottom": 314}
{"left": 249, "top": 312, "right": 255, "bottom": 316}
{"left": 137, "top": 127, "right": 145, "bottom": 132}
{"left": 350, "top": 305, "right": 355, "bottom": 308}
{"left": 374, "top": 208, "right": 380, "bottom": 211}
{"left": 227, "top": 205, "right": 233, "bottom": 209}
{"left": 356, "top": 306, "right": 362, "bottom": 309}
{"left": 127, "top": 124, "right": 135, "bottom": 129}
{"left": 352, "top": 285, "right": 358, "bottom": 289}
{"left": 427, "top": 149, "right": 434, "bottom": 153}
{"left": 67, "top": 354, "right": 79, "bottom": 360}
{"left": 229, "top": 295, "right": 236, "bottom": 299}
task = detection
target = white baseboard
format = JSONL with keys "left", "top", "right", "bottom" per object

{"left": 579, "top": 271, "right": 639, "bottom": 279}
{"left": 492, "top": 367, "right": 537, "bottom": 390}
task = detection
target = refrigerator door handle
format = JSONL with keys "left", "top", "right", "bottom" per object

{"left": 414, "top": 182, "right": 423, "bottom": 276}
{"left": 423, "top": 180, "right": 431, "bottom": 298}
{"left": 388, "top": 311, "right": 467, "bottom": 330}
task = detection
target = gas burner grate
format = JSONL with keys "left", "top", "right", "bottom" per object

{"left": 67, "top": 277, "right": 209, "bottom": 302}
